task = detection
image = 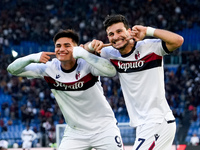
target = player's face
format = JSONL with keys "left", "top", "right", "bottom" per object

{"left": 106, "top": 22, "right": 131, "bottom": 51}
{"left": 55, "top": 37, "right": 75, "bottom": 62}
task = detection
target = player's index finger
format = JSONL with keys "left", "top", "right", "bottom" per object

{"left": 44, "top": 52, "right": 56, "bottom": 60}
{"left": 46, "top": 52, "right": 56, "bottom": 55}
{"left": 126, "top": 36, "right": 132, "bottom": 41}
{"left": 103, "top": 43, "right": 111, "bottom": 47}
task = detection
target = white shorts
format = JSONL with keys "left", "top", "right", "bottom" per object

{"left": 22, "top": 141, "right": 32, "bottom": 149}
{"left": 132, "top": 119, "right": 176, "bottom": 150}
{"left": 58, "top": 125, "right": 124, "bottom": 150}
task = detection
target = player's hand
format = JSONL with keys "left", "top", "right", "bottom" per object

{"left": 89, "top": 39, "right": 104, "bottom": 53}
{"left": 88, "top": 39, "right": 111, "bottom": 53}
{"left": 130, "top": 25, "right": 147, "bottom": 41}
{"left": 79, "top": 44, "right": 84, "bottom": 48}
{"left": 39, "top": 52, "right": 56, "bottom": 63}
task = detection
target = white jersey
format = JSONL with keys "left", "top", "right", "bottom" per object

{"left": 21, "top": 129, "right": 37, "bottom": 142}
{"left": 101, "top": 39, "right": 175, "bottom": 127}
{"left": 190, "top": 136, "right": 199, "bottom": 146}
{"left": 0, "top": 140, "right": 8, "bottom": 148}
{"left": 15, "top": 57, "right": 117, "bottom": 135}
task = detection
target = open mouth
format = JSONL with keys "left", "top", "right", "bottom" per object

{"left": 59, "top": 53, "right": 67, "bottom": 56}
{"left": 112, "top": 36, "right": 126, "bottom": 44}
{"left": 58, "top": 51, "right": 69, "bottom": 56}
{"left": 113, "top": 39, "right": 125, "bottom": 46}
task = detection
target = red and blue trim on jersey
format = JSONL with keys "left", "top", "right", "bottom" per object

{"left": 110, "top": 52, "right": 162, "bottom": 73}
{"left": 44, "top": 73, "right": 98, "bottom": 91}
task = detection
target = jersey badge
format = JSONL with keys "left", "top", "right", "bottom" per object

{"left": 135, "top": 51, "right": 140, "bottom": 60}
{"left": 75, "top": 71, "right": 80, "bottom": 80}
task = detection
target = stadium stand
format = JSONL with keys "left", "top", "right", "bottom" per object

{"left": 0, "top": 0, "right": 200, "bottom": 148}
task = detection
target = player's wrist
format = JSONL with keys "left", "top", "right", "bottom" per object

{"left": 146, "top": 27, "right": 156, "bottom": 37}
{"left": 73, "top": 47, "right": 89, "bottom": 59}
{"left": 88, "top": 42, "right": 94, "bottom": 51}
{"left": 29, "top": 52, "right": 42, "bottom": 63}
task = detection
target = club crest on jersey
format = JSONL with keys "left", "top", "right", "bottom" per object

{"left": 75, "top": 72, "right": 80, "bottom": 80}
{"left": 135, "top": 51, "right": 140, "bottom": 60}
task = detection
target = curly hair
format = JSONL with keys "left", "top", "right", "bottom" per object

{"left": 103, "top": 14, "right": 129, "bottom": 30}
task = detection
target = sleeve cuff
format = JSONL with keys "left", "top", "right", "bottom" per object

{"left": 162, "top": 41, "right": 172, "bottom": 54}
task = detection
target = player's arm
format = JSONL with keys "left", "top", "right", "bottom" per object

{"left": 131, "top": 25, "right": 184, "bottom": 52}
{"left": 83, "top": 39, "right": 111, "bottom": 54}
{"left": 31, "top": 130, "right": 37, "bottom": 142}
{"left": 7, "top": 52, "right": 55, "bottom": 77}
{"left": 21, "top": 131, "right": 25, "bottom": 141}
{"left": 73, "top": 46, "right": 116, "bottom": 77}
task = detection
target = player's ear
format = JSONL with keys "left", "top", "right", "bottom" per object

{"left": 73, "top": 42, "right": 78, "bottom": 47}
{"left": 128, "top": 28, "right": 132, "bottom": 32}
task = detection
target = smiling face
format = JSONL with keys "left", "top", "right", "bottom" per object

{"left": 55, "top": 37, "right": 76, "bottom": 62}
{"left": 106, "top": 22, "right": 132, "bottom": 54}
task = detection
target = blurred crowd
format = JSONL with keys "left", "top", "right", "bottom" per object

{"left": 0, "top": 0, "right": 200, "bottom": 47}
{"left": 0, "top": 0, "right": 200, "bottom": 147}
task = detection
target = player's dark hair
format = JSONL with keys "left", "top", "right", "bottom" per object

{"left": 103, "top": 14, "right": 129, "bottom": 30}
{"left": 53, "top": 29, "right": 79, "bottom": 45}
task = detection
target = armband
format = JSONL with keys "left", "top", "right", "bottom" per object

{"left": 88, "top": 42, "right": 94, "bottom": 51}
{"left": 146, "top": 27, "right": 156, "bottom": 37}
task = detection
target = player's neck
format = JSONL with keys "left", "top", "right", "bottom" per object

{"left": 61, "top": 58, "right": 76, "bottom": 70}
{"left": 119, "top": 39, "right": 135, "bottom": 55}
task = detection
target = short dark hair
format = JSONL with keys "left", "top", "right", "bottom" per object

{"left": 53, "top": 29, "right": 79, "bottom": 45}
{"left": 103, "top": 14, "right": 129, "bottom": 30}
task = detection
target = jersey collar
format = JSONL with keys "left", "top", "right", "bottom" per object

{"left": 121, "top": 41, "right": 137, "bottom": 57}
{"left": 61, "top": 59, "right": 78, "bottom": 73}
